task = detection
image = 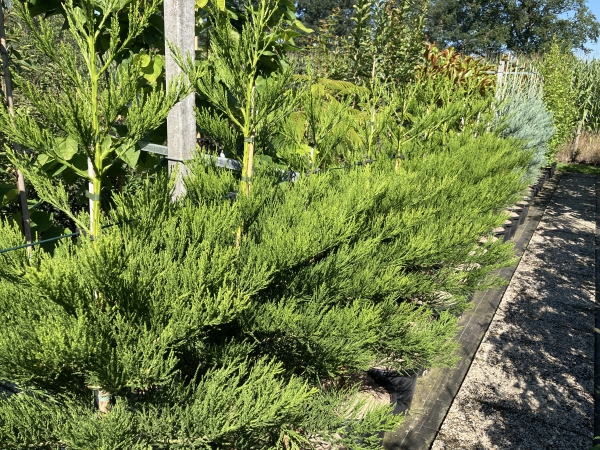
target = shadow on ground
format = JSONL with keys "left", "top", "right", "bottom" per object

{"left": 432, "top": 174, "right": 595, "bottom": 450}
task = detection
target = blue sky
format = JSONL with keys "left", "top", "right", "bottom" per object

{"left": 584, "top": 1, "right": 600, "bottom": 57}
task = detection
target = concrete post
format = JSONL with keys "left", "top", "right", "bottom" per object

{"left": 164, "top": 0, "right": 196, "bottom": 199}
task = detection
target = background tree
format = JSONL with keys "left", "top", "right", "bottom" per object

{"left": 427, "top": 0, "right": 600, "bottom": 54}
{"left": 295, "top": 0, "right": 355, "bottom": 36}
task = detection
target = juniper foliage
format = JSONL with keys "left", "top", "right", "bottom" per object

{"left": 495, "top": 70, "right": 555, "bottom": 182}
{"left": 0, "top": 116, "right": 530, "bottom": 446}
{"left": 0, "top": 0, "right": 537, "bottom": 447}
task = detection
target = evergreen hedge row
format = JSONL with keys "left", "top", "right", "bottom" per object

{"left": 0, "top": 1, "right": 554, "bottom": 448}
{"left": 0, "top": 125, "right": 530, "bottom": 448}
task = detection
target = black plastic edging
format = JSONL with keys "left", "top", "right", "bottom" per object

{"left": 594, "top": 176, "right": 600, "bottom": 447}
{"left": 383, "top": 173, "right": 562, "bottom": 450}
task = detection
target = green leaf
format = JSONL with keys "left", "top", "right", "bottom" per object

{"left": 139, "top": 54, "right": 152, "bottom": 68}
{"left": 100, "top": 136, "right": 113, "bottom": 158}
{"left": 141, "top": 56, "right": 165, "bottom": 84}
{"left": 29, "top": 210, "right": 54, "bottom": 234}
{"left": 39, "top": 225, "right": 68, "bottom": 254}
{"left": 54, "top": 136, "right": 78, "bottom": 161}
{"left": 294, "top": 20, "right": 313, "bottom": 34}
{"left": 120, "top": 145, "right": 141, "bottom": 168}
{"left": 196, "top": 0, "right": 209, "bottom": 8}
{"left": 36, "top": 154, "right": 50, "bottom": 166}
{"left": 256, "top": 154, "right": 273, "bottom": 165}
{"left": 0, "top": 184, "right": 18, "bottom": 207}
{"left": 216, "top": 0, "right": 226, "bottom": 11}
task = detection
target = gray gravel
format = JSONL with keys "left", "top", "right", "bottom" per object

{"left": 432, "top": 173, "right": 596, "bottom": 450}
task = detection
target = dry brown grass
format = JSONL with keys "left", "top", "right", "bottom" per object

{"left": 556, "top": 131, "right": 600, "bottom": 164}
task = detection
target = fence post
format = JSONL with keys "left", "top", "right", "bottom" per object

{"left": 572, "top": 120, "right": 583, "bottom": 162}
{"left": 0, "top": 4, "right": 32, "bottom": 251}
{"left": 496, "top": 60, "right": 505, "bottom": 92}
{"left": 164, "top": 0, "right": 196, "bottom": 199}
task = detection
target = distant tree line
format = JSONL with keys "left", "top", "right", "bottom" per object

{"left": 297, "top": 0, "right": 600, "bottom": 54}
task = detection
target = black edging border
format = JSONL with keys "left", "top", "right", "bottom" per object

{"left": 594, "top": 175, "right": 600, "bottom": 448}
{"left": 382, "top": 172, "right": 562, "bottom": 450}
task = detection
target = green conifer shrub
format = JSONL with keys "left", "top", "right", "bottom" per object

{"left": 0, "top": 0, "right": 186, "bottom": 239}
{"left": 0, "top": 0, "right": 537, "bottom": 447}
{"left": 0, "top": 119, "right": 531, "bottom": 447}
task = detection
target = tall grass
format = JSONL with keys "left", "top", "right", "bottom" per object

{"left": 572, "top": 58, "right": 600, "bottom": 133}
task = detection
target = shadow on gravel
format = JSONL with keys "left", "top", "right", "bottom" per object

{"left": 434, "top": 174, "right": 595, "bottom": 450}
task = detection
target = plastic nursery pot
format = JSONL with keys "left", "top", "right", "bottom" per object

{"left": 516, "top": 201, "right": 529, "bottom": 225}
{"left": 493, "top": 227, "right": 506, "bottom": 241}
{"left": 502, "top": 220, "right": 513, "bottom": 243}
{"left": 529, "top": 185, "right": 538, "bottom": 198}
{"left": 537, "top": 177, "right": 544, "bottom": 191}
{"left": 508, "top": 212, "right": 520, "bottom": 239}
{"left": 367, "top": 368, "right": 419, "bottom": 415}
{"left": 512, "top": 206, "right": 524, "bottom": 226}
{"left": 550, "top": 162, "right": 557, "bottom": 178}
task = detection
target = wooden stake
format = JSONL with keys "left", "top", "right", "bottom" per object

{"left": 0, "top": 4, "right": 32, "bottom": 251}
{"left": 496, "top": 60, "right": 505, "bottom": 98}
{"left": 572, "top": 120, "right": 583, "bottom": 162}
{"left": 164, "top": 0, "right": 196, "bottom": 200}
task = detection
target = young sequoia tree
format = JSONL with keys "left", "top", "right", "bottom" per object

{"left": 0, "top": 0, "right": 186, "bottom": 238}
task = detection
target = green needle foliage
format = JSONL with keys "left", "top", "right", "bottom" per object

{"left": 182, "top": 0, "right": 309, "bottom": 195}
{"left": 0, "top": 115, "right": 528, "bottom": 444}
{"left": 0, "top": 0, "right": 187, "bottom": 237}
{"left": 0, "top": 0, "right": 540, "bottom": 446}
{"left": 495, "top": 68, "right": 555, "bottom": 183}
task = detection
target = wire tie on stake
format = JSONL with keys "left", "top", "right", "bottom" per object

{"left": 243, "top": 136, "right": 254, "bottom": 143}
{"left": 98, "top": 392, "right": 112, "bottom": 402}
{"left": 85, "top": 191, "right": 101, "bottom": 201}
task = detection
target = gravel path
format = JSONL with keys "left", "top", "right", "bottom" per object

{"left": 432, "top": 173, "right": 596, "bottom": 450}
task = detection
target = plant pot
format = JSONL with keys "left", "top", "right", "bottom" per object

{"left": 516, "top": 201, "right": 529, "bottom": 224}
{"left": 537, "top": 177, "right": 544, "bottom": 191}
{"left": 529, "top": 185, "right": 538, "bottom": 198}
{"left": 512, "top": 206, "right": 524, "bottom": 225}
{"left": 493, "top": 227, "right": 506, "bottom": 241}
{"left": 508, "top": 212, "right": 520, "bottom": 239}
{"left": 502, "top": 220, "right": 512, "bottom": 242}
{"left": 367, "top": 368, "right": 419, "bottom": 415}
{"left": 551, "top": 162, "right": 557, "bottom": 177}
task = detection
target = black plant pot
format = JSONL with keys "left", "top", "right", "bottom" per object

{"left": 508, "top": 212, "right": 520, "bottom": 239}
{"left": 502, "top": 220, "right": 513, "bottom": 242}
{"left": 537, "top": 177, "right": 544, "bottom": 191}
{"left": 493, "top": 226, "right": 506, "bottom": 241}
{"left": 551, "top": 162, "right": 557, "bottom": 178}
{"left": 367, "top": 368, "right": 419, "bottom": 415}
{"left": 529, "top": 185, "right": 538, "bottom": 198}
{"left": 512, "top": 206, "right": 524, "bottom": 225}
{"left": 516, "top": 201, "right": 529, "bottom": 225}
